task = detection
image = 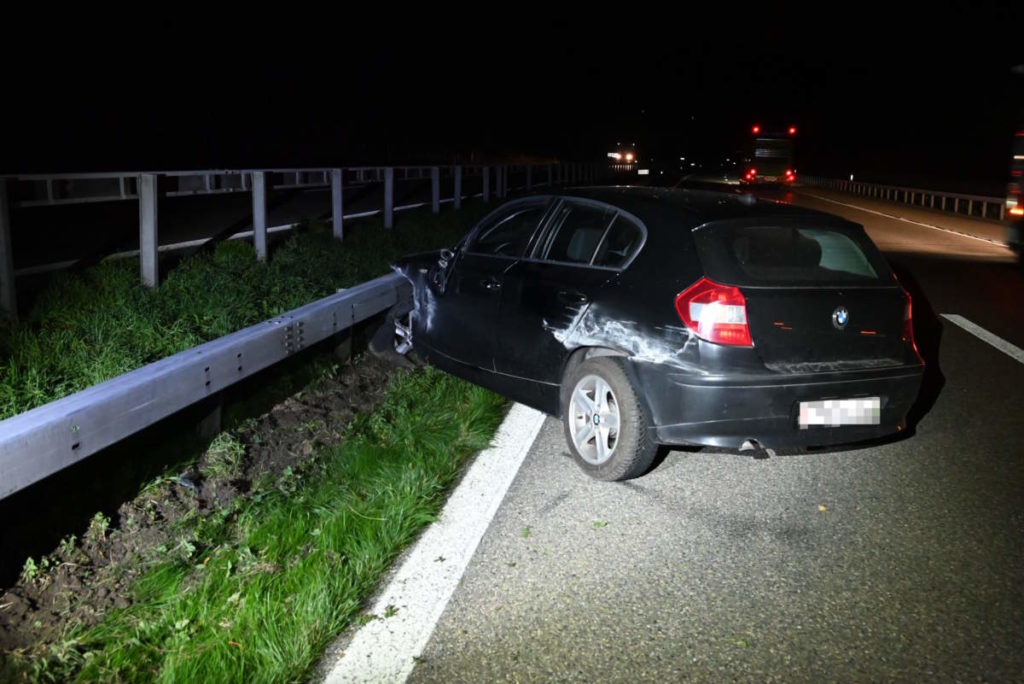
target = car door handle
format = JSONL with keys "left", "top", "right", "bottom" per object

{"left": 557, "top": 289, "right": 588, "bottom": 304}
{"left": 481, "top": 277, "right": 502, "bottom": 291}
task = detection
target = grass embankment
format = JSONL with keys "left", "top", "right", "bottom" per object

{"left": 0, "top": 202, "right": 508, "bottom": 680}
{"left": 6, "top": 366, "right": 506, "bottom": 682}
{"left": 0, "top": 204, "right": 489, "bottom": 419}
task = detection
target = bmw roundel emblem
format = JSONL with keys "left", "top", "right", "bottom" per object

{"left": 832, "top": 306, "right": 849, "bottom": 330}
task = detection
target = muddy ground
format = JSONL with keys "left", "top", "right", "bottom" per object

{"left": 0, "top": 347, "right": 394, "bottom": 656}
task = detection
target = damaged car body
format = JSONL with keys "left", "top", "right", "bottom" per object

{"left": 385, "top": 186, "right": 925, "bottom": 480}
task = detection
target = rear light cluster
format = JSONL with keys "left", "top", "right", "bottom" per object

{"left": 675, "top": 277, "right": 753, "bottom": 347}
{"left": 900, "top": 287, "right": 924, "bottom": 364}
{"left": 785, "top": 169, "right": 796, "bottom": 182}
{"left": 745, "top": 168, "right": 757, "bottom": 181}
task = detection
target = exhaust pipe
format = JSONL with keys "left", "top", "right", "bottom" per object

{"left": 739, "top": 439, "right": 775, "bottom": 459}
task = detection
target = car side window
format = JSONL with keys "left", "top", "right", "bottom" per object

{"left": 468, "top": 204, "right": 548, "bottom": 257}
{"left": 540, "top": 202, "right": 617, "bottom": 265}
{"left": 592, "top": 214, "right": 644, "bottom": 268}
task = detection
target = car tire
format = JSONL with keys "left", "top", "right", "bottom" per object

{"left": 562, "top": 357, "right": 658, "bottom": 481}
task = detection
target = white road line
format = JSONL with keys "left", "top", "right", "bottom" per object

{"left": 804, "top": 193, "right": 1006, "bottom": 247}
{"left": 323, "top": 403, "right": 547, "bottom": 684}
{"left": 941, "top": 314, "right": 1024, "bottom": 365}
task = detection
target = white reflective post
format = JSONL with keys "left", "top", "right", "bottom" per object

{"left": 431, "top": 166, "right": 440, "bottom": 213}
{"left": 454, "top": 165, "right": 462, "bottom": 210}
{"left": 384, "top": 167, "right": 394, "bottom": 229}
{"left": 331, "top": 169, "right": 344, "bottom": 240}
{"left": 138, "top": 173, "right": 159, "bottom": 286}
{"left": 252, "top": 171, "right": 267, "bottom": 261}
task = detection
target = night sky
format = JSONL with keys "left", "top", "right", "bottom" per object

{"left": 2, "top": 6, "right": 1021, "bottom": 192}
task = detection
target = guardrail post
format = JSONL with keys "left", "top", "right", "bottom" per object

{"left": 482, "top": 166, "right": 490, "bottom": 202}
{"left": 0, "top": 180, "right": 16, "bottom": 320}
{"left": 503, "top": 165, "right": 509, "bottom": 197}
{"left": 431, "top": 166, "right": 441, "bottom": 213}
{"left": 251, "top": 171, "right": 267, "bottom": 261}
{"left": 953, "top": 197, "right": 959, "bottom": 213}
{"left": 195, "top": 394, "right": 222, "bottom": 441}
{"left": 331, "top": 169, "right": 344, "bottom": 240}
{"left": 547, "top": 165, "right": 553, "bottom": 186}
{"left": 453, "top": 165, "right": 462, "bottom": 210}
{"left": 967, "top": 199, "right": 973, "bottom": 216}
{"left": 384, "top": 167, "right": 394, "bottom": 229}
{"left": 526, "top": 165, "right": 532, "bottom": 190}
{"left": 495, "top": 166, "right": 503, "bottom": 199}
{"left": 139, "top": 173, "right": 159, "bottom": 287}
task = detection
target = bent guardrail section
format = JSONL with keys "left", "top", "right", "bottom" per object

{"left": 0, "top": 271, "right": 409, "bottom": 500}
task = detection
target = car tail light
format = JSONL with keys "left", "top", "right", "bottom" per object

{"left": 675, "top": 277, "right": 753, "bottom": 347}
{"left": 900, "top": 287, "right": 924, "bottom": 364}
{"left": 1009, "top": 193, "right": 1024, "bottom": 216}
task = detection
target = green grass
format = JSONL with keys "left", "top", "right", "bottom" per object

{"left": 7, "top": 367, "right": 506, "bottom": 682}
{"left": 0, "top": 204, "right": 490, "bottom": 420}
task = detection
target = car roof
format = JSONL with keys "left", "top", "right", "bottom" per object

{"left": 549, "top": 185, "right": 854, "bottom": 229}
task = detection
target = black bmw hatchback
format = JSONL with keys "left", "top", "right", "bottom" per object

{"left": 387, "top": 186, "right": 924, "bottom": 480}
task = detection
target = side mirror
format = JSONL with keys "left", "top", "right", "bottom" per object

{"left": 438, "top": 248, "right": 455, "bottom": 268}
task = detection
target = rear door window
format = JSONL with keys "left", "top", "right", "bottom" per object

{"left": 539, "top": 202, "right": 617, "bottom": 264}
{"left": 693, "top": 223, "right": 893, "bottom": 286}
{"left": 592, "top": 214, "right": 644, "bottom": 268}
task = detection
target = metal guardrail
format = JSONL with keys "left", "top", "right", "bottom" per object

{"left": 0, "top": 162, "right": 606, "bottom": 319}
{"left": 800, "top": 175, "right": 1006, "bottom": 222}
{"left": 0, "top": 272, "right": 409, "bottom": 500}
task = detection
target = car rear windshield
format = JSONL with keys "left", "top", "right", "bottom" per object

{"left": 693, "top": 223, "right": 893, "bottom": 286}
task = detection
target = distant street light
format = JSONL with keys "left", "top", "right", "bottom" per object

{"left": 850, "top": 174, "right": 855, "bottom": 181}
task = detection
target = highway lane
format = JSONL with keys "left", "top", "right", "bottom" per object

{"left": 397, "top": 186, "right": 1024, "bottom": 682}
{"left": 785, "top": 187, "right": 1024, "bottom": 350}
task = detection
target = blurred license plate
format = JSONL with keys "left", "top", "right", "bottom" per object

{"left": 798, "top": 398, "right": 880, "bottom": 428}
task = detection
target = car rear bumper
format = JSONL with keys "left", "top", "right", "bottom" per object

{"left": 630, "top": 360, "right": 924, "bottom": 450}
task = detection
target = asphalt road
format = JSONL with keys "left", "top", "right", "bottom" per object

{"left": 403, "top": 182, "right": 1024, "bottom": 681}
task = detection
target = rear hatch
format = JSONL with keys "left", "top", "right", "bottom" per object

{"left": 693, "top": 218, "right": 907, "bottom": 371}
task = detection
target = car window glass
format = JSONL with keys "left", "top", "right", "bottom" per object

{"left": 694, "top": 224, "right": 888, "bottom": 285}
{"left": 541, "top": 203, "right": 617, "bottom": 264}
{"left": 469, "top": 204, "right": 547, "bottom": 257}
{"left": 592, "top": 214, "right": 643, "bottom": 268}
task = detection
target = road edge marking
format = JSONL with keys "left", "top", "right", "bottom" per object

{"left": 941, "top": 314, "right": 1024, "bottom": 365}
{"left": 804, "top": 193, "right": 1007, "bottom": 247}
{"left": 322, "top": 402, "right": 548, "bottom": 684}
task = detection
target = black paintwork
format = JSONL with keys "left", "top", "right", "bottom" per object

{"left": 393, "top": 186, "right": 925, "bottom": 450}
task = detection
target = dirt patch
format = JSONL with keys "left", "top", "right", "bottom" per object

{"left": 0, "top": 352, "right": 393, "bottom": 655}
